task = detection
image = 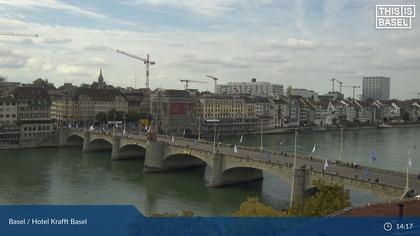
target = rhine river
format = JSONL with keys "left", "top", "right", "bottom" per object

{"left": 0, "top": 127, "right": 419, "bottom": 216}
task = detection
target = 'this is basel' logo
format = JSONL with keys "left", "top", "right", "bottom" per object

{"left": 376, "top": 5, "right": 415, "bottom": 29}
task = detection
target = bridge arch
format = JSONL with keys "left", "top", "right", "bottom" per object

{"left": 67, "top": 134, "right": 84, "bottom": 145}
{"left": 218, "top": 166, "right": 264, "bottom": 186}
{"left": 118, "top": 144, "right": 147, "bottom": 159}
{"left": 163, "top": 153, "right": 207, "bottom": 170}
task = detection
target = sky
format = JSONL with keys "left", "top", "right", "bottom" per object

{"left": 0, "top": 0, "right": 419, "bottom": 99}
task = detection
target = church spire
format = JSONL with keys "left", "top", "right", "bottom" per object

{"left": 98, "top": 68, "right": 105, "bottom": 89}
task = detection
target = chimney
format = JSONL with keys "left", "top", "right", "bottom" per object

{"left": 398, "top": 203, "right": 404, "bottom": 217}
{"left": 252, "top": 78, "right": 256, "bottom": 83}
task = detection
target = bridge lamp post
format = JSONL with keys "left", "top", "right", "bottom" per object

{"left": 206, "top": 119, "right": 220, "bottom": 153}
{"left": 293, "top": 129, "right": 297, "bottom": 169}
{"left": 198, "top": 116, "right": 201, "bottom": 141}
{"left": 260, "top": 120, "right": 263, "bottom": 151}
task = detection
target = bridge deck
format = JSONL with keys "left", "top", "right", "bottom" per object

{"left": 67, "top": 129, "right": 420, "bottom": 196}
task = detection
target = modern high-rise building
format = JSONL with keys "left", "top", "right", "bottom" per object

{"left": 215, "top": 78, "right": 283, "bottom": 97}
{"left": 362, "top": 76, "right": 390, "bottom": 101}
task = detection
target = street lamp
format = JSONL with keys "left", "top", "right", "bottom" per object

{"left": 206, "top": 119, "right": 220, "bottom": 153}
{"left": 260, "top": 120, "right": 263, "bottom": 151}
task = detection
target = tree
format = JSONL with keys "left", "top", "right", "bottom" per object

{"left": 402, "top": 111, "right": 411, "bottom": 122}
{"left": 95, "top": 112, "right": 107, "bottom": 123}
{"left": 289, "top": 179, "right": 350, "bottom": 216}
{"left": 286, "top": 86, "right": 293, "bottom": 96}
{"left": 127, "top": 111, "right": 141, "bottom": 123}
{"left": 233, "top": 197, "right": 287, "bottom": 217}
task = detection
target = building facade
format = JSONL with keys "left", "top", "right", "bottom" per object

{"left": 362, "top": 76, "right": 391, "bottom": 101}
{"left": 0, "top": 95, "right": 19, "bottom": 143}
{"left": 216, "top": 78, "right": 283, "bottom": 97}
{"left": 197, "top": 94, "right": 276, "bottom": 136}
{"left": 151, "top": 89, "right": 197, "bottom": 136}
{"left": 13, "top": 87, "right": 55, "bottom": 141}
{"left": 291, "top": 88, "right": 318, "bottom": 101}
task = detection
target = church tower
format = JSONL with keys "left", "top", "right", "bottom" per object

{"left": 98, "top": 68, "right": 106, "bottom": 89}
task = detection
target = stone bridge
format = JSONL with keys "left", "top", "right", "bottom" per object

{"left": 59, "top": 128, "right": 420, "bottom": 206}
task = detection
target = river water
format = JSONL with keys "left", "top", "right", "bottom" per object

{"left": 0, "top": 127, "right": 419, "bottom": 216}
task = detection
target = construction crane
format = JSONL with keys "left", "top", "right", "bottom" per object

{"left": 343, "top": 85, "right": 361, "bottom": 99}
{"left": 0, "top": 32, "right": 39, "bottom": 37}
{"left": 115, "top": 49, "right": 155, "bottom": 90}
{"left": 330, "top": 78, "right": 336, "bottom": 92}
{"left": 206, "top": 75, "right": 219, "bottom": 93}
{"left": 180, "top": 79, "right": 207, "bottom": 90}
{"left": 336, "top": 80, "right": 343, "bottom": 93}
{"left": 409, "top": 92, "right": 420, "bottom": 99}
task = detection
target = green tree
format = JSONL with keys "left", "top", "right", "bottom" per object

{"left": 402, "top": 111, "right": 411, "bottom": 122}
{"left": 233, "top": 197, "right": 287, "bottom": 217}
{"left": 286, "top": 86, "right": 293, "bottom": 96}
{"left": 95, "top": 112, "right": 107, "bottom": 123}
{"left": 289, "top": 179, "right": 350, "bottom": 216}
{"left": 127, "top": 111, "right": 141, "bottom": 123}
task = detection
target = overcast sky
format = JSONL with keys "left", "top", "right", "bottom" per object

{"left": 0, "top": 0, "right": 419, "bottom": 99}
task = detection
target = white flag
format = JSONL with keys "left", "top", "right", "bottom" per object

{"left": 183, "top": 128, "right": 186, "bottom": 136}
{"left": 68, "top": 123, "right": 72, "bottom": 128}
{"left": 233, "top": 144, "right": 238, "bottom": 153}
{"left": 312, "top": 144, "right": 316, "bottom": 154}
{"left": 323, "top": 159, "right": 329, "bottom": 170}
{"left": 123, "top": 128, "right": 126, "bottom": 136}
{"left": 171, "top": 136, "right": 174, "bottom": 142}
{"left": 408, "top": 158, "right": 412, "bottom": 167}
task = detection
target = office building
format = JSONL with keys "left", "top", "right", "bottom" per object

{"left": 362, "top": 76, "right": 390, "bottom": 101}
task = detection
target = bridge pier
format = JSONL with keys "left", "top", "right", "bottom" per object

{"left": 111, "top": 136, "right": 121, "bottom": 161}
{"left": 58, "top": 129, "right": 68, "bottom": 146}
{"left": 143, "top": 141, "right": 165, "bottom": 173}
{"left": 205, "top": 153, "right": 263, "bottom": 187}
{"left": 82, "top": 132, "right": 92, "bottom": 152}
{"left": 290, "top": 168, "right": 311, "bottom": 207}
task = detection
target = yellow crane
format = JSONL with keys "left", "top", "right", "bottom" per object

{"left": 180, "top": 79, "right": 207, "bottom": 90}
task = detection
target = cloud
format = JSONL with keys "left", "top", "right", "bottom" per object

{"left": 20, "top": 38, "right": 34, "bottom": 44}
{"left": 82, "top": 44, "right": 112, "bottom": 52}
{"left": 268, "top": 38, "right": 319, "bottom": 50}
{"left": 397, "top": 47, "right": 420, "bottom": 60}
{"left": 0, "top": 0, "right": 105, "bottom": 19}
{"left": 253, "top": 51, "right": 289, "bottom": 63}
{"left": 56, "top": 64, "right": 89, "bottom": 75}
{"left": 337, "top": 43, "right": 374, "bottom": 59}
{"left": 179, "top": 54, "right": 251, "bottom": 68}
{"left": 0, "top": 48, "right": 26, "bottom": 68}
{"left": 42, "top": 38, "right": 72, "bottom": 44}
{"left": 135, "top": 0, "right": 238, "bottom": 15}
{"left": 27, "top": 58, "right": 54, "bottom": 71}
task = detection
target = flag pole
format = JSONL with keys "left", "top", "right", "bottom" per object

{"left": 405, "top": 145, "right": 410, "bottom": 193}
{"left": 260, "top": 120, "right": 263, "bottom": 151}
{"left": 293, "top": 129, "right": 297, "bottom": 169}
{"left": 339, "top": 128, "right": 343, "bottom": 161}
